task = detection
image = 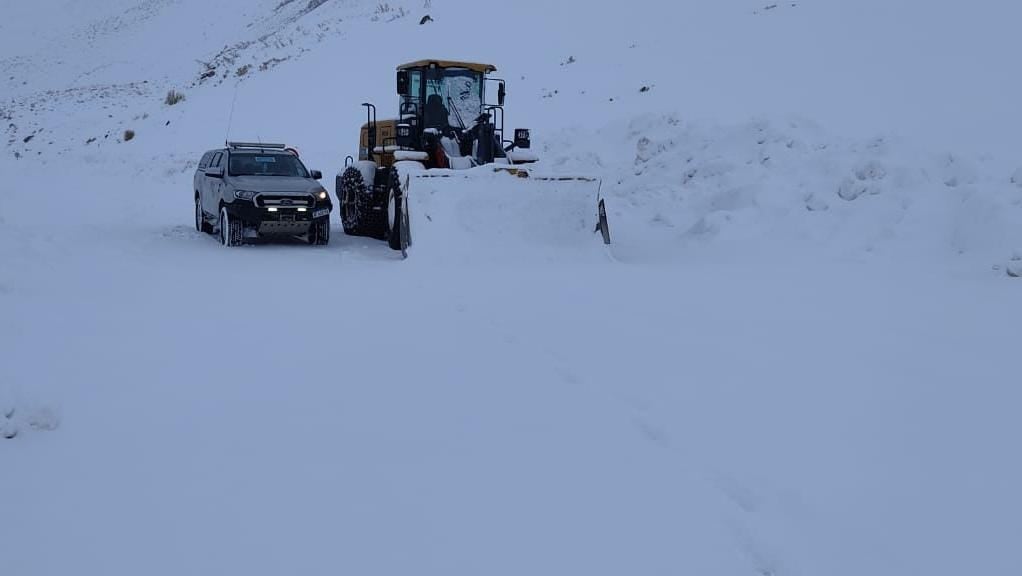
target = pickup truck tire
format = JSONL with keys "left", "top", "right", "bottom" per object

{"left": 219, "top": 207, "right": 242, "bottom": 247}
{"left": 309, "top": 219, "right": 330, "bottom": 245}
{"left": 195, "top": 195, "right": 213, "bottom": 234}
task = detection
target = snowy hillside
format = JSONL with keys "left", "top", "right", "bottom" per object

{"left": 3, "top": 1, "right": 1022, "bottom": 575}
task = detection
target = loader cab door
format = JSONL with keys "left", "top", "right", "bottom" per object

{"left": 399, "top": 69, "right": 423, "bottom": 143}
{"left": 399, "top": 69, "right": 422, "bottom": 116}
{"left": 422, "top": 67, "right": 449, "bottom": 132}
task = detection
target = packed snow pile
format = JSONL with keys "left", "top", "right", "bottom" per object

{"left": 398, "top": 164, "right": 610, "bottom": 265}
{"left": 543, "top": 114, "right": 1022, "bottom": 271}
{"left": 393, "top": 113, "right": 1022, "bottom": 272}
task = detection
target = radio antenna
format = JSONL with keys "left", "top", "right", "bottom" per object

{"left": 225, "top": 83, "right": 240, "bottom": 146}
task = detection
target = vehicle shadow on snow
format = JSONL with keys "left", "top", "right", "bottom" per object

{"left": 162, "top": 224, "right": 402, "bottom": 261}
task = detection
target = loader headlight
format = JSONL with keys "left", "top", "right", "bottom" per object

{"left": 234, "top": 190, "right": 258, "bottom": 201}
{"left": 396, "top": 123, "right": 413, "bottom": 147}
{"left": 514, "top": 128, "right": 531, "bottom": 150}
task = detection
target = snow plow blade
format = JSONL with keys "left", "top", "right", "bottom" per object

{"left": 395, "top": 163, "right": 611, "bottom": 259}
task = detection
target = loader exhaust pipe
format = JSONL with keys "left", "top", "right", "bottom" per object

{"left": 362, "top": 102, "right": 377, "bottom": 160}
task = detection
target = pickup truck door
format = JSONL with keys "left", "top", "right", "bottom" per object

{"left": 205, "top": 152, "right": 224, "bottom": 216}
{"left": 195, "top": 152, "right": 211, "bottom": 213}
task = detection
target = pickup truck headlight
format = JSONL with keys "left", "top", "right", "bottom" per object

{"left": 316, "top": 190, "right": 329, "bottom": 201}
{"left": 234, "top": 190, "right": 257, "bottom": 201}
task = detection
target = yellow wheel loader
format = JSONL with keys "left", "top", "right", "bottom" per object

{"left": 335, "top": 59, "right": 611, "bottom": 255}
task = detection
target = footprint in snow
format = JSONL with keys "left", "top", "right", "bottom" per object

{"left": 805, "top": 193, "right": 829, "bottom": 212}
{"left": 1007, "top": 256, "right": 1022, "bottom": 278}
{"left": 26, "top": 406, "right": 60, "bottom": 431}
{"left": 715, "top": 474, "right": 761, "bottom": 514}
{"left": 631, "top": 415, "right": 672, "bottom": 449}
{"left": 2, "top": 405, "right": 60, "bottom": 439}
{"left": 2, "top": 407, "right": 18, "bottom": 439}
{"left": 1010, "top": 167, "right": 1022, "bottom": 187}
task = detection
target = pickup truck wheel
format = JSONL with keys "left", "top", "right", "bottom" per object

{"left": 219, "top": 207, "right": 242, "bottom": 247}
{"left": 309, "top": 219, "right": 330, "bottom": 245}
{"left": 195, "top": 196, "right": 212, "bottom": 234}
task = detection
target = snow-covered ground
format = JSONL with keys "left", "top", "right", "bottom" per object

{"left": 2, "top": 1, "right": 1021, "bottom": 575}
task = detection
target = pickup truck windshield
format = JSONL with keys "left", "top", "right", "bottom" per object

{"left": 229, "top": 154, "right": 309, "bottom": 177}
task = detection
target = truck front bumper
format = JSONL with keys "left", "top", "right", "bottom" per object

{"left": 226, "top": 202, "right": 332, "bottom": 237}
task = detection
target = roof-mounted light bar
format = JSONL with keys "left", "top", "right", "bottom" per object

{"left": 227, "top": 141, "right": 287, "bottom": 150}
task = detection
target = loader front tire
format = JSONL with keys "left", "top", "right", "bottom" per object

{"left": 384, "top": 169, "right": 405, "bottom": 251}
{"left": 339, "top": 166, "right": 370, "bottom": 236}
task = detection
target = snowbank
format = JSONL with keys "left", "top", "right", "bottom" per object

{"left": 542, "top": 114, "right": 1022, "bottom": 271}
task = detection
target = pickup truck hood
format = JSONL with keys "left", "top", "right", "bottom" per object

{"left": 229, "top": 175, "right": 321, "bottom": 194}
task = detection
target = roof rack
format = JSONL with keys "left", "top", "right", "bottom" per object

{"left": 227, "top": 141, "right": 287, "bottom": 150}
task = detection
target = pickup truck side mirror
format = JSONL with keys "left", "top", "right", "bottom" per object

{"left": 205, "top": 166, "right": 224, "bottom": 179}
{"left": 310, "top": 170, "right": 323, "bottom": 180}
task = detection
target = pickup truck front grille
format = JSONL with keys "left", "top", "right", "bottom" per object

{"left": 255, "top": 194, "right": 314, "bottom": 208}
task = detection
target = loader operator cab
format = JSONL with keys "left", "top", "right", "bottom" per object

{"left": 393, "top": 60, "right": 526, "bottom": 168}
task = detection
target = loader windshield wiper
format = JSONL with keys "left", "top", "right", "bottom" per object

{"left": 447, "top": 96, "right": 466, "bottom": 130}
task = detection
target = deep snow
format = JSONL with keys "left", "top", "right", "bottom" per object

{"left": 2, "top": 1, "right": 1022, "bottom": 575}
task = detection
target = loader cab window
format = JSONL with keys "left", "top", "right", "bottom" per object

{"left": 400, "top": 70, "right": 423, "bottom": 120}
{"left": 423, "top": 67, "right": 483, "bottom": 131}
{"left": 408, "top": 70, "right": 421, "bottom": 104}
